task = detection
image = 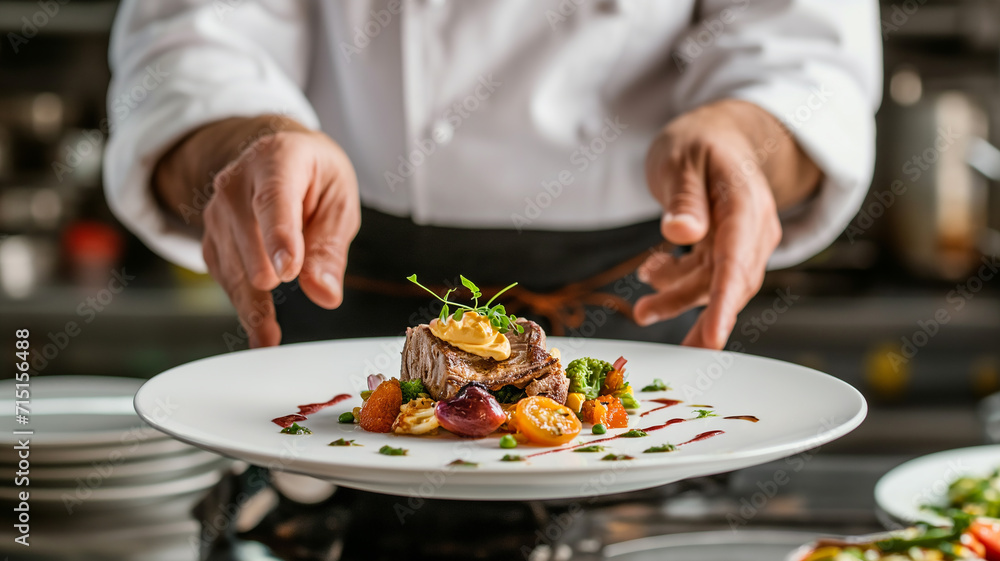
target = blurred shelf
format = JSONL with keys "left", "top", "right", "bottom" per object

{"left": 0, "top": 1, "right": 117, "bottom": 34}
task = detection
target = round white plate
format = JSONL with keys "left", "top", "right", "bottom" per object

{"left": 135, "top": 337, "right": 867, "bottom": 500}
{"left": 0, "top": 467, "right": 224, "bottom": 503}
{"left": 603, "top": 530, "right": 821, "bottom": 561}
{"left": 25, "top": 448, "right": 228, "bottom": 486}
{"left": 875, "top": 445, "right": 1000, "bottom": 526}
{"left": 0, "top": 376, "right": 167, "bottom": 447}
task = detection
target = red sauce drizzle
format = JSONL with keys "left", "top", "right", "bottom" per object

{"left": 525, "top": 418, "right": 686, "bottom": 458}
{"left": 640, "top": 398, "right": 683, "bottom": 417}
{"left": 296, "top": 394, "right": 352, "bottom": 416}
{"left": 724, "top": 415, "right": 759, "bottom": 423}
{"left": 271, "top": 393, "right": 353, "bottom": 427}
{"left": 678, "top": 430, "right": 724, "bottom": 445}
{"left": 272, "top": 414, "right": 307, "bottom": 428}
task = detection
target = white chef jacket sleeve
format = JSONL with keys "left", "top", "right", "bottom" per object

{"left": 672, "top": 0, "right": 882, "bottom": 269}
{"left": 103, "top": 0, "right": 320, "bottom": 273}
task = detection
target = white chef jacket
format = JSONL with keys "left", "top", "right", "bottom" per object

{"left": 104, "top": 0, "right": 882, "bottom": 274}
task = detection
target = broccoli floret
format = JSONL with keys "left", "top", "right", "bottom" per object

{"left": 400, "top": 379, "right": 428, "bottom": 403}
{"left": 565, "top": 357, "right": 613, "bottom": 400}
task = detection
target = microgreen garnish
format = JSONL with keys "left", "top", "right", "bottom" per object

{"left": 500, "top": 454, "right": 524, "bottom": 462}
{"left": 643, "top": 444, "right": 677, "bottom": 453}
{"left": 279, "top": 423, "right": 312, "bottom": 435}
{"left": 328, "top": 438, "right": 360, "bottom": 446}
{"left": 694, "top": 409, "right": 718, "bottom": 419}
{"left": 447, "top": 459, "right": 478, "bottom": 467}
{"left": 378, "top": 445, "right": 408, "bottom": 456}
{"left": 407, "top": 274, "right": 524, "bottom": 335}
{"left": 621, "top": 429, "right": 648, "bottom": 438}
{"left": 641, "top": 378, "right": 670, "bottom": 392}
{"left": 574, "top": 445, "right": 606, "bottom": 453}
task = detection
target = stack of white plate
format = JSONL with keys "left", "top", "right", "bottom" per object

{"left": 0, "top": 376, "right": 231, "bottom": 561}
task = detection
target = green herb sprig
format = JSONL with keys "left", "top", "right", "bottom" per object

{"left": 407, "top": 274, "right": 524, "bottom": 335}
{"left": 694, "top": 409, "right": 718, "bottom": 419}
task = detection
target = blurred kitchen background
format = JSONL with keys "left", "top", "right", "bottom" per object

{"left": 2, "top": 0, "right": 1000, "bottom": 560}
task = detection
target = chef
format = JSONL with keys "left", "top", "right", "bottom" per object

{"left": 103, "top": 0, "right": 881, "bottom": 350}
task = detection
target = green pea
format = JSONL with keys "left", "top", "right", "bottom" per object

{"left": 592, "top": 424, "right": 607, "bottom": 435}
{"left": 338, "top": 412, "right": 354, "bottom": 424}
{"left": 499, "top": 434, "right": 517, "bottom": 449}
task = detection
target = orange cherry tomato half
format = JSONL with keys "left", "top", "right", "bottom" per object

{"left": 513, "top": 396, "right": 582, "bottom": 446}
{"left": 970, "top": 519, "right": 1000, "bottom": 561}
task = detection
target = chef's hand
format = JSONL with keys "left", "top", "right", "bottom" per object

{"left": 634, "top": 99, "right": 821, "bottom": 349}
{"left": 154, "top": 116, "right": 360, "bottom": 348}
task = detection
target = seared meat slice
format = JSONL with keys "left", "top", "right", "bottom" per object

{"left": 400, "top": 319, "right": 568, "bottom": 404}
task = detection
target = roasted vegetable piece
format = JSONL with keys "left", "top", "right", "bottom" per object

{"left": 434, "top": 382, "right": 506, "bottom": 438}
{"left": 392, "top": 398, "right": 440, "bottom": 435}
{"left": 601, "top": 368, "right": 625, "bottom": 395}
{"left": 581, "top": 395, "right": 628, "bottom": 428}
{"left": 512, "top": 396, "right": 581, "bottom": 446}
{"left": 359, "top": 379, "right": 402, "bottom": 433}
{"left": 580, "top": 397, "right": 608, "bottom": 426}
{"left": 565, "top": 357, "right": 613, "bottom": 400}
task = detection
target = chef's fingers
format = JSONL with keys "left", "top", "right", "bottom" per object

{"left": 647, "top": 141, "right": 711, "bottom": 246}
{"left": 248, "top": 134, "right": 307, "bottom": 284}
{"left": 228, "top": 211, "right": 282, "bottom": 291}
{"left": 298, "top": 164, "right": 361, "bottom": 310}
{"left": 206, "top": 230, "right": 282, "bottom": 349}
{"left": 683, "top": 183, "right": 777, "bottom": 350}
{"left": 633, "top": 266, "right": 712, "bottom": 326}
{"left": 636, "top": 244, "right": 709, "bottom": 292}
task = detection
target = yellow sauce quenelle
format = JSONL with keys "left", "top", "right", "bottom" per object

{"left": 430, "top": 311, "right": 511, "bottom": 361}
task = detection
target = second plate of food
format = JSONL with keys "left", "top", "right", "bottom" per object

{"left": 135, "top": 334, "right": 866, "bottom": 500}
{"left": 876, "top": 445, "right": 1000, "bottom": 526}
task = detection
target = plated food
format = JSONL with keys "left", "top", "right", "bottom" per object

{"left": 348, "top": 275, "right": 644, "bottom": 447}
{"left": 793, "top": 517, "right": 998, "bottom": 560}
{"left": 802, "top": 454, "right": 1000, "bottom": 561}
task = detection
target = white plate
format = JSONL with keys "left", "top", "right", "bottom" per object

{"left": 0, "top": 433, "right": 193, "bottom": 465}
{"left": 875, "top": 445, "right": 1000, "bottom": 526}
{"left": 604, "top": 530, "right": 822, "bottom": 561}
{"left": 0, "top": 376, "right": 167, "bottom": 446}
{"left": 135, "top": 337, "right": 867, "bottom": 500}
{"left": 0, "top": 467, "right": 224, "bottom": 503}
{"left": 24, "top": 448, "right": 228, "bottom": 486}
